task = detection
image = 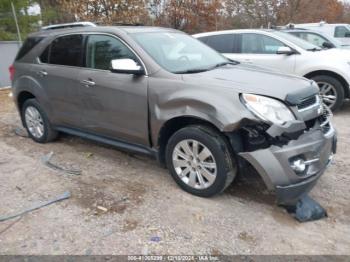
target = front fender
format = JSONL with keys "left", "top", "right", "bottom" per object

{"left": 148, "top": 78, "right": 255, "bottom": 146}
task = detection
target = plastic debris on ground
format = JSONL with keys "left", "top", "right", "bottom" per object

{"left": 0, "top": 191, "right": 71, "bottom": 222}
{"left": 283, "top": 194, "right": 327, "bottom": 222}
{"left": 41, "top": 152, "right": 82, "bottom": 176}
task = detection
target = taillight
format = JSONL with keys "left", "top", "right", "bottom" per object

{"left": 9, "top": 64, "right": 15, "bottom": 82}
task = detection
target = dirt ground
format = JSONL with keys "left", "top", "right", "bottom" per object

{"left": 0, "top": 88, "right": 349, "bottom": 255}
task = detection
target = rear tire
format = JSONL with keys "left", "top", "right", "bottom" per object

{"left": 311, "top": 75, "right": 345, "bottom": 111}
{"left": 22, "top": 99, "right": 58, "bottom": 143}
{"left": 165, "top": 125, "right": 236, "bottom": 197}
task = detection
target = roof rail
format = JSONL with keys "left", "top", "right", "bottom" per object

{"left": 41, "top": 22, "right": 97, "bottom": 31}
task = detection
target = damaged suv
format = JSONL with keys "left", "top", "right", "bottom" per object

{"left": 11, "top": 26, "right": 336, "bottom": 205}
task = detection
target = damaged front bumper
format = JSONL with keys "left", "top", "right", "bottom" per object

{"left": 239, "top": 124, "right": 336, "bottom": 205}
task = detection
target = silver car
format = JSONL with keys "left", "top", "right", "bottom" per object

{"left": 11, "top": 26, "right": 336, "bottom": 205}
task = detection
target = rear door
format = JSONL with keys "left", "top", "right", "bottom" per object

{"left": 225, "top": 33, "right": 296, "bottom": 74}
{"left": 77, "top": 34, "right": 149, "bottom": 145}
{"left": 32, "top": 34, "right": 85, "bottom": 127}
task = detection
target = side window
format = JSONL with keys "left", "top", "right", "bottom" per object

{"left": 300, "top": 33, "right": 328, "bottom": 48}
{"left": 15, "top": 37, "right": 44, "bottom": 61}
{"left": 49, "top": 34, "right": 84, "bottom": 66}
{"left": 241, "top": 34, "right": 285, "bottom": 54}
{"left": 205, "top": 34, "right": 235, "bottom": 53}
{"left": 334, "top": 26, "right": 350, "bottom": 38}
{"left": 86, "top": 35, "right": 137, "bottom": 70}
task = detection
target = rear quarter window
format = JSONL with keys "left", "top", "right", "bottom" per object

{"left": 15, "top": 37, "right": 44, "bottom": 61}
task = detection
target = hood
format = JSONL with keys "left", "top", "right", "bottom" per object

{"left": 311, "top": 47, "right": 350, "bottom": 58}
{"left": 182, "top": 64, "right": 319, "bottom": 105}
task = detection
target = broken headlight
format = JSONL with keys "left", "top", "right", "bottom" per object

{"left": 241, "top": 94, "right": 296, "bottom": 125}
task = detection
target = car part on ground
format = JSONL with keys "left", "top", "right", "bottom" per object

{"left": 14, "top": 126, "right": 28, "bottom": 137}
{"left": 41, "top": 152, "right": 82, "bottom": 176}
{"left": 12, "top": 25, "right": 336, "bottom": 210}
{"left": 0, "top": 191, "right": 71, "bottom": 222}
{"left": 282, "top": 194, "right": 327, "bottom": 222}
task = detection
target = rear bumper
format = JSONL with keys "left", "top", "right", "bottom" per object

{"left": 240, "top": 125, "right": 336, "bottom": 205}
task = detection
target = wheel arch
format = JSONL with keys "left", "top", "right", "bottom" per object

{"left": 304, "top": 70, "right": 350, "bottom": 98}
{"left": 156, "top": 116, "right": 223, "bottom": 166}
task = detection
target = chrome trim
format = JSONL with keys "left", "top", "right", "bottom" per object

{"left": 304, "top": 158, "right": 320, "bottom": 165}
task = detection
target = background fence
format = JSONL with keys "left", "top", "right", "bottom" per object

{"left": 0, "top": 41, "right": 20, "bottom": 88}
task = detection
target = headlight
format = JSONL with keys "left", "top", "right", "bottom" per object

{"left": 241, "top": 94, "right": 296, "bottom": 125}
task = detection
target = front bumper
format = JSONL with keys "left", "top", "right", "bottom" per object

{"left": 239, "top": 126, "right": 336, "bottom": 205}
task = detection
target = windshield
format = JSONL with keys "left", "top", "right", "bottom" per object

{"left": 131, "top": 32, "right": 230, "bottom": 74}
{"left": 272, "top": 31, "right": 322, "bottom": 51}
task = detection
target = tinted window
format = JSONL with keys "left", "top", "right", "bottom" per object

{"left": 241, "top": 34, "right": 285, "bottom": 54}
{"left": 49, "top": 34, "right": 84, "bottom": 66}
{"left": 205, "top": 34, "right": 235, "bottom": 53}
{"left": 15, "top": 37, "right": 43, "bottom": 61}
{"left": 334, "top": 26, "right": 350, "bottom": 38}
{"left": 86, "top": 35, "right": 137, "bottom": 70}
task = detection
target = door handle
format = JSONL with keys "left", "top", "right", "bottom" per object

{"left": 36, "top": 70, "right": 48, "bottom": 77}
{"left": 80, "top": 79, "right": 96, "bottom": 87}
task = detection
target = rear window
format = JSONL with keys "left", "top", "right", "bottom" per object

{"left": 15, "top": 37, "right": 44, "bottom": 61}
{"left": 47, "top": 34, "right": 84, "bottom": 67}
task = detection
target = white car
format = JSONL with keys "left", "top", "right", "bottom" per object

{"left": 283, "top": 29, "right": 350, "bottom": 50}
{"left": 194, "top": 29, "right": 350, "bottom": 110}
{"left": 293, "top": 22, "right": 350, "bottom": 45}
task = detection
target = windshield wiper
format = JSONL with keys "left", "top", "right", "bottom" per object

{"left": 175, "top": 60, "right": 239, "bottom": 74}
{"left": 307, "top": 48, "right": 322, "bottom": 52}
{"left": 213, "top": 60, "right": 240, "bottom": 68}
{"left": 175, "top": 68, "right": 212, "bottom": 74}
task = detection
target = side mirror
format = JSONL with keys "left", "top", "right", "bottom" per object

{"left": 345, "top": 32, "right": 350, "bottom": 38}
{"left": 110, "top": 59, "right": 144, "bottom": 75}
{"left": 276, "top": 46, "right": 295, "bottom": 55}
{"left": 322, "top": 41, "right": 335, "bottom": 49}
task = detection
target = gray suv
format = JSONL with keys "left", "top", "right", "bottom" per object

{"left": 11, "top": 26, "right": 336, "bottom": 205}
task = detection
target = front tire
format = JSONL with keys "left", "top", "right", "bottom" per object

{"left": 165, "top": 125, "right": 236, "bottom": 197}
{"left": 311, "top": 75, "right": 345, "bottom": 111}
{"left": 22, "top": 99, "right": 58, "bottom": 143}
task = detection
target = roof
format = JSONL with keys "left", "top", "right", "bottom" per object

{"left": 29, "top": 25, "right": 181, "bottom": 38}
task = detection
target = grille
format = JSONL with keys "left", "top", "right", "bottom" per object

{"left": 297, "top": 95, "right": 318, "bottom": 110}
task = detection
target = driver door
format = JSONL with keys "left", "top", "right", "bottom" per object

{"left": 78, "top": 34, "right": 149, "bottom": 146}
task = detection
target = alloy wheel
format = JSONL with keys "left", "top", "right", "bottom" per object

{"left": 317, "top": 81, "right": 338, "bottom": 109}
{"left": 172, "top": 139, "right": 217, "bottom": 189}
{"left": 25, "top": 106, "right": 44, "bottom": 138}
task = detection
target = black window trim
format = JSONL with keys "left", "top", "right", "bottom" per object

{"left": 37, "top": 32, "right": 148, "bottom": 75}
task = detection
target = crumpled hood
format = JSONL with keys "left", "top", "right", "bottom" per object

{"left": 182, "top": 64, "right": 319, "bottom": 105}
